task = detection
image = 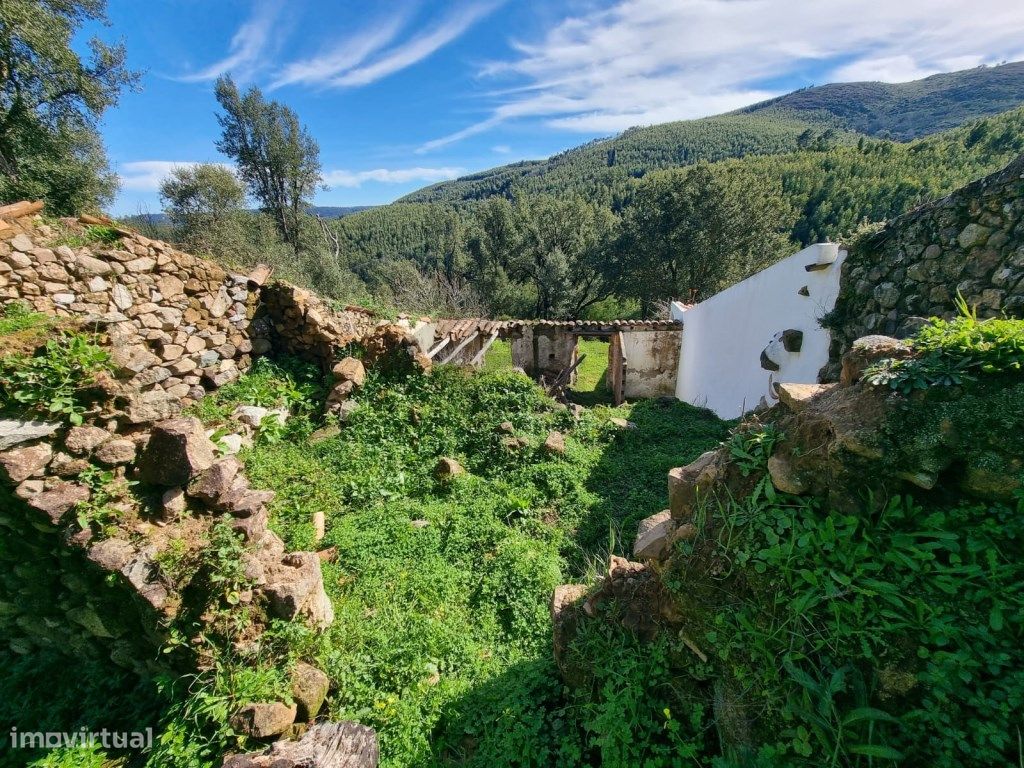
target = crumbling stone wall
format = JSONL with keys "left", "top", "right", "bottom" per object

{"left": 0, "top": 215, "right": 266, "bottom": 401}
{"left": 824, "top": 153, "right": 1024, "bottom": 378}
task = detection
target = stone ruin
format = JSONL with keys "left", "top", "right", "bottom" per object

{"left": 0, "top": 203, "right": 438, "bottom": 766}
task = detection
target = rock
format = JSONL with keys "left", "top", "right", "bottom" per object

{"left": 668, "top": 451, "right": 721, "bottom": 520}
{"left": 93, "top": 438, "right": 137, "bottom": 466}
{"left": 0, "top": 419, "right": 60, "bottom": 451}
{"left": 10, "top": 233, "right": 34, "bottom": 252}
{"left": 774, "top": 382, "right": 834, "bottom": 413}
{"left": 75, "top": 253, "right": 113, "bottom": 276}
{"left": 219, "top": 486, "right": 275, "bottom": 518}
{"left": 609, "top": 417, "right": 637, "bottom": 429}
{"left": 218, "top": 433, "right": 245, "bottom": 455}
{"left": 125, "top": 389, "right": 182, "bottom": 424}
{"left": 961, "top": 465, "right": 1021, "bottom": 500}
{"left": 233, "top": 405, "right": 269, "bottom": 428}
{"left": 312, "top": 511, "right": 325, "bottom": 543}
{"left": 840, "top": 336, "right": 912, "bottom": 386}
{"left": 110, "top": 344, "right": 161, "bottom": 376}
{"left": 633, "top": 510, "right": 677, "bottom": 560}
{"left": 87, "top": 538, "right": 136, "bottom": 571}
{"left": 335, "top": 400, "right": 359, "bottom": 423}
{"left": 188, "top": 456, "right": 242, "bottom": 504}
{"left": 263, "top": 552, "right": 334, "bottom": 629}
{"left": 291, "top": 662, "right": 330, "bottom": 721}
{"left": 15, "top": 479, "right": 45, "bottom": 499}
{"left": 161, "top": 486, "right": 187, "bottom": 518}
{"left": 230, "top": 702, "right": 297, "bottom": 739}
{"left": 326, "top": 380, "right": 356, "bottom": 407}
{"left": 27, "top": 481, "right": 90, "bottom": 524}
{"left": 0, "top": 443, "right": 53, "bottom": 484}
{"left": 136, "top": 418, "right": 217, "bottom": 486}
{"left": 50, "top": 451, "right": 89, "bottom": 477}
{"left": 551, "top": 584, "right": 589, "bottom": 685}
{"left": 957, "top": 223, "right": 991, "bottom": 249}
{"left": 121, "top": 549, "right": 170, "bottom": 610}
{"left": 410, "top": 519, "right": 430, "bottom": 529}
{"left": 543, "top": 431, "right": 566, "bottom": 455}
{"left": 230, "top": 506, "right": 269, "bottom": 542}
{"left": 767, "top": 455, "right": 807, "bottom": 494}
{"left": 434, "top": 457, "right": 465, "bottom": 480}
{"left": 111, "top": 283, "right": 133, "bottom": 310}
{"left": 331, "top": 357, "right": 366, "bottom": 387}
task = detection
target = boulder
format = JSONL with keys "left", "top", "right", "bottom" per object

{"left": 839, "top": 336, "right": 911, "bottom": 386}
{"left": 87, "top": 538, "right": 136, "bottom": 571}
{"left": 291, "top": 662, "right": 330, "bottom": 721}
{"left": 774, "top": 383, "right": 835, "bottom": 413}
{"left": 263, "top": 552, "right": 334, "bottom": 629}
{"left": 0, "top": 419, "right": 60, "bottom": 451}
{"left": 668, "top": 450, "right": 721, "bottom": 520}
{"left": 93, "top": 438, "right": 137, "bottom": 466}
{"left": 767, "top": 454, "right": 807, "bottom": 494}
{"left": 543, "top": 431, "right": 566, "bottom": 455}
{"left": 188, "top": 456, "right": 242, "bottom": 505}
{"left": 27, "top": 482, "right": 90, "bottom": 524}
{"left": 229, "top": 721, "right": 378, "bottom": 768}
{"left": 136, "top": 418, "right": 216, "bottom": 486}
{"left": 632, "top": 510, "right": 677, "bottom": 560}
{"left": 433, "top": 457, "right": 465, "bottom": 480}
{"left": 230, "top": 702, "right": 297, "bottom": 739}
{"left": 161, "top": 486, "right": 187, "bottom": 518}
{"left": 0, "top": 443, "right": 53, "bottom": 484}
{"left": 125, "top": 389, "right": 182, "bottom": 425}
{"left": 332, "top": 357, "right": 366, "bottom": 387}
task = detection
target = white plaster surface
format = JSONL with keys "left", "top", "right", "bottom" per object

{"left": 621, "top": 330, "right": 681, "bottom": 399}
{"left": 672, "top": 243, "right": 846, "bottom": 418}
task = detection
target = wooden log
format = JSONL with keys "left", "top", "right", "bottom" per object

{"left": 78, "top": 212, "right": 113, "bottom": 225}
{"left": 0, "top": 200, "right": 44, "bottom": 219}
{"left": 228, "top": 721, "right": 378, "bottom": 767}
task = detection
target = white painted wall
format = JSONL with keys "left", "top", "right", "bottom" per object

{"left": 672, "top": 243, "right": 846, "bottom": 419}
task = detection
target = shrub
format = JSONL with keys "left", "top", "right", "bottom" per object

{"left": 0, "top": 331, "right": 110, "bottom": 424}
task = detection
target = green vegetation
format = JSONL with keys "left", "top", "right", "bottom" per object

{"left": 0, "top": 328, "right": 110, "bottom": 425}
{"left": 0, "top": 0, "right": 138, "bottom": 214}
{"left": 866, "top": 301, "right": 1024, "bottom": 392}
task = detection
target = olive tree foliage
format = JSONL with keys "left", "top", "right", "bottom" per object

{"left": 214, "top": 75, "right": 321, "bottom": 253}
{"left": 0, "top": 0, "right": 138, "bottom": 213}
{"left": 159, "top": 163, "right": 247, "bottom": 257}
{"left": 465, "top": 193, "right": 615, "bottom": 319}
{"left": 608, "top": 163, "right": 795, "bottom": 315}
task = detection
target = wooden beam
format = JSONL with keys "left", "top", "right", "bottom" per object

{"left": 470, "top": 331, "right": 500, "bottom": 366}
{"left": 440, "top": 330, "right": 480, "bottom": 364}
{"left": 426, "top": 335, "right": 452, "bottom": 359}
{"left": 0, "top": 200, "right": 44, "bottom": 220}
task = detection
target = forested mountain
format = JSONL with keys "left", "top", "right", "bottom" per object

{"left": 743, "top": 61, "right": 1024, "bottom": 139}
{"left": 329, "top": 107, "right": 1024, "bottom": 317}
{"left": 401, "top": 62, "right": 1024, "bottom": 206}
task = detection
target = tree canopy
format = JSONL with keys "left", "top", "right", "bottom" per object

{"left": 0, "top": 0, "right": 138, "bottom": 213}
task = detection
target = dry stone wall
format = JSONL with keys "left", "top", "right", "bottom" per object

{"left": 824, "top": 153, "right": 1024, "bottom": 377}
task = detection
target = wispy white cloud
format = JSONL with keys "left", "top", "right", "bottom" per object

{"left": 323, "top": 166, "right": 466, "bottom": 188}
{"left": 268, "top": 16, "right": 406, "bottom": 90}
{"left": 492, "top": 144, "right": 512, "bottom": 154}
{"left": 419, "top": 0, "right": 1024, "bottom": 151}
{"left": 273, "top": 2, "right": 500, "bottom": 89}
{"left": 178, "top": 1, "right": 283, "bottom": 82}
{"left": 119, "top": 161, "right": 233, "bottom": 192}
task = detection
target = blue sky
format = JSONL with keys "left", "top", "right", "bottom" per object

{"left": 94, "top": 0, "right": 1024, "bottom": 216}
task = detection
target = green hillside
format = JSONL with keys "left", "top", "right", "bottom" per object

{"left": 744, "top": 60, "right": 1024, "bottom": 139}
{"left": 400, "top": 61, "right": 1024, "bottom": 206}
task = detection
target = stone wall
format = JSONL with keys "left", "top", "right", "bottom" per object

{"left": 0, "top": 215, "right": 266, "bottom": 402}
{"left": 824, "top": 153, "right": 1024, "bottom": 377}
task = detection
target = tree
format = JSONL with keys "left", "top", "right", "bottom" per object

{"left": 214, "top": 75, "right": 321, "bottom": 252}
{"left": 159, "top": 163, "right": 246, "bottom": 256}
{"left": 0, "top": 0, "right": 138, "bottom": 213}
{"left": 609, "top": 163, "right": 795, "bottom": 314}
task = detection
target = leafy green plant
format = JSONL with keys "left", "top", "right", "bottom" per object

{"left": 866, "top": 298, "right": 1024, "bottom": 392}
{"left": 74, "top": 465, "right": 132, "bottom": 536}
{"left": 0, "top": 300, "right": 50, "bottom": 337}
{"left": 0, "top": 332, "right": 110, "bottom": 424}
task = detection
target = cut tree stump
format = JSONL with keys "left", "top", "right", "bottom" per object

{"left": 227, "top": 721, "right": 378, "bottom": 768}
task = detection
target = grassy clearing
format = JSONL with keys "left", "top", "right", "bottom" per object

{"left": 218, "top": 361, "right": 727, "bottom": 765}
{"left": 480, "top": 338, "right": 612, "bottom": 405}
